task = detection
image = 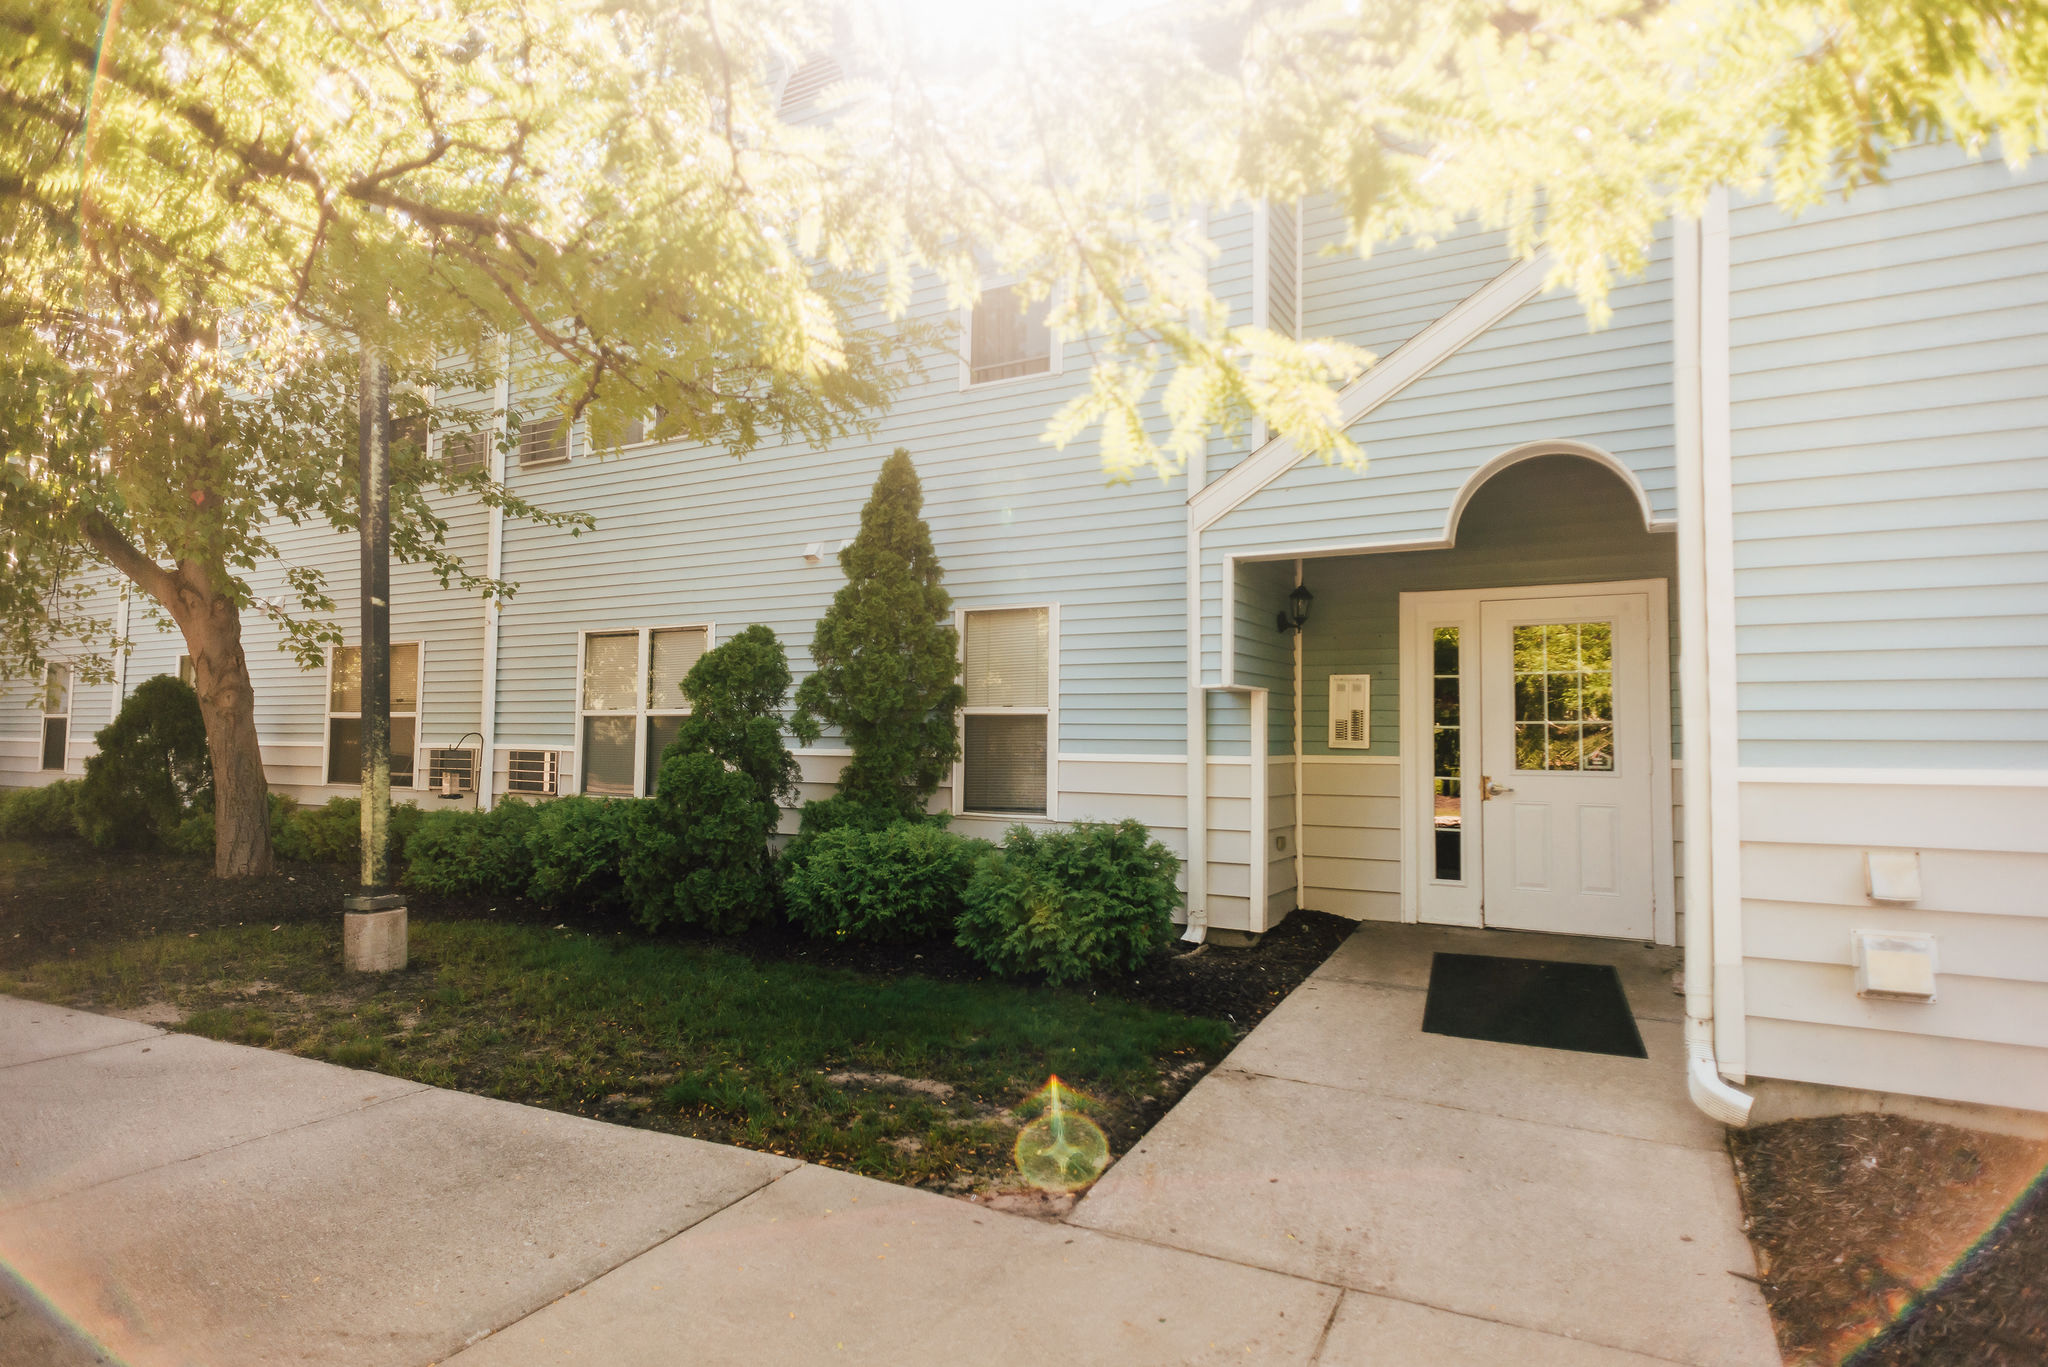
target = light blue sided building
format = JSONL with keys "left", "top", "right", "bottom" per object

{"left": 6, "top": 144, "right": 2045, "bottom": 1123}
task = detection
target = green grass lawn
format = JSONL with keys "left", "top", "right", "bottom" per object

{"left": 0, "top": 920, "right": 1233, "bottom": 1191}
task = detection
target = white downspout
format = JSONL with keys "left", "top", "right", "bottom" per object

{"left": 1183, "top": 519, "right": 1208, "bottom": 943}
{"left": 475, "top": 337, "right": 510, "bottom": 809}
{"left": 1675, "top": 208, "right": 1752, "bottom": 1127}
{"left": 1293, "top": 558, "right": 1305, "bottom": 909}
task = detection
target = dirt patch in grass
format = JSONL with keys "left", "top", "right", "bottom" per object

{"left": 2, "top": 842, "right": 1358, "bottom": 1201}
{"left": 1731, "top": 1113, "right": 2048, "bottom": 1366}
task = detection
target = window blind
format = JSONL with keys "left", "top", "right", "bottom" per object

{"left": 963, "top": 715, "right": 1046, "bottom": 814}
{"left": 582, "top": 716, "right": 636, "bottom": 795}
{"left": 329, "top": 644, "right": 418, "bottom": 712}
{"left": 964, "top": 608, "right": 1048, "bottom": 707}
{"left": 42, "top": 663, "right": 70, "bottom": 716}
{"left": 648, "top": 628, "right": 708, "bottom": 711}
{"left": 645, "top": 714, "right": 686, "bottom": 791}
{"left": 969, "top": 286, "right": 1051, "bottom": 383}
{"left": 327, "top": 716, "right": 416, "bottom": 785}
{"left": 582, "top": 633, "right": 638, "bottom": 711}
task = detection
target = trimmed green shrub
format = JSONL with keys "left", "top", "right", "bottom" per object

{"left": 403, "top": 799, "right": 540, "bottom": 896}
{"left": 791, "top": 449, "right": 965, "bottom": 822}
{"left": 624, "top": 625, "right": 799, "bottom": 933}
{"left": 165, "top": 810, "right": 216, "bottom": 856}
{"left": 75, "top": 675, "right": 212, "bottom": 848}
{"left": 956, "top": 820, "right": 1181, "bottom": 985}
{"left": 776, "top": 792, "right": 900, "bottom": 883}
{"left": 271, "top": 795, "right": 423, "bottom": 869}
{"left": 785, "top": 820, "right": 988, "bottom": 943}
{"left": 0, "top": 779, "right": 82, "bottom": 841}
{"left": 524, "top": 794, "right": 634, "bottom": 913}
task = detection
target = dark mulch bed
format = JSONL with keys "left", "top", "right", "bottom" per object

{"left": 1731, "top": 1112, "right": 2048, "bottom": 1367}
{"left": 0, "top": 839, "right": 1356, "bottom": 1031}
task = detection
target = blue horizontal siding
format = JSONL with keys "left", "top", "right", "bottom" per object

{"left": 1729, "top": 144, "right": 2048, "bottom": 769}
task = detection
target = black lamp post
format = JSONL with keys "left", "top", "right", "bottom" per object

{"left": 342, "top": 343, "right": 408, "bottom": 970}
{"left": 1277, "top": 582, "right": 1313, "bottom": 634}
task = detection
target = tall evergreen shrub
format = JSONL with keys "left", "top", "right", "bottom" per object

{"left": 75, "top": 674, "right": 212, "bottom": 847}
{"left": 791, "top": 449, "right": 965, "bottom": 823}
{"left": 624, "top": 624, "right": 799, "bottom": 933}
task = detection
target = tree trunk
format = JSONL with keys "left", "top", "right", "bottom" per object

{"left": 182, "top": 598, "right": 275, "bottom": 878}
{"left": 81, "top": 477, "right": 277, "bottom": 881}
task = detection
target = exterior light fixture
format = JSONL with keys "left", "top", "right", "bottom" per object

{"left": 1277, "top": 583, "right": 1313, "bottom": 634}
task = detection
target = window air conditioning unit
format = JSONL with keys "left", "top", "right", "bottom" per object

{"left": 506, "top": 749, "right": 560, "bottom": 796}
{"left": 427, "top": 748, "right": 479, "bottom": 802}
{"left": 1329, "top": 674, "right": 1370, "bottom": 749}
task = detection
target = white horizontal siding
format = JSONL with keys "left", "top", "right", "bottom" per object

{"left": 1299, "top": 758, "right": 1401, "bottom": 921}
{"left": 1737, "top": 777, "right": 2048, "bottom": 1112}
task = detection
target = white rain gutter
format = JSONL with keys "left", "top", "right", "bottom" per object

{"left": 1184, "top": 521, "right": 1209, "bottom": 943}
{"left": 1675, "top": 204, "right": 1752, "bottom": 1128}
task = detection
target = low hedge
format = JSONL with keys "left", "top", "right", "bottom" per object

{"left": 956, "top": 819, "right": 1181, "bottom": 985}
{"left": 403, "top": 800, "right": 541, "bottom": 897}
{"left": 0, "top": 780, "right": 82, "bottom": 842}
{"left": 783, "top": 820, "right": 988, "bottom": 943}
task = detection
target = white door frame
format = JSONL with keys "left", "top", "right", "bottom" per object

{"left": 1399, "top": 578, "right": 1676, "bottom": 945}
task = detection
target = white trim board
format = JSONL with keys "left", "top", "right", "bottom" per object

{"left": 1190, "top": 250, "right": 1556, "bottom": 531}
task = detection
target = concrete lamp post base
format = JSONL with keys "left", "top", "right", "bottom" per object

{"left": 343, "top": 894, "right": 409, "bottom": 972}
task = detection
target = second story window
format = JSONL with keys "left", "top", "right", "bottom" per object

{"left": 968, "top": 285, "right": 1052, "bottom": 385}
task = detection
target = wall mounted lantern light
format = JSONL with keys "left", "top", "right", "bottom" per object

{"left": 1276, "top": 583, "right": 1313, "bottom": 634}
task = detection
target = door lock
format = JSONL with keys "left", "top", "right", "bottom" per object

{"left": 1483, "top": 777, "right": 1514, "bottom": 798}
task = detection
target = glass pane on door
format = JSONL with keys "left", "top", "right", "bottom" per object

{"left": 1430, "top": 626, "right": 1462, "bottom": 880}
{"left": 1511, "top": 622, "right": 1618, "bottom": 772}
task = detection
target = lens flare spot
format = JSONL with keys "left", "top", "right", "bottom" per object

{"left": 1013, "top": 1074, "right": 1110, "bottom": 1192}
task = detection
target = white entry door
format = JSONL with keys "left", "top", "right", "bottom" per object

{"left": 1477, "top": 593, "right": 1654, "bottom": 940}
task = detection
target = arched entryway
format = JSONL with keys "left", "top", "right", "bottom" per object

{"left": 1245, "top": 449, "right": 1681, "bottom": 944}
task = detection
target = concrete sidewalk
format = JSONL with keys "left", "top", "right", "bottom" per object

{"left": 0, "top": 997, "right": 1327, "bottom": 1367}
{"left": 0, "top": 927, "right": 1780, "bottom": 1366}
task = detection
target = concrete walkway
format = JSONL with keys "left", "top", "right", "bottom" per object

{"left": 0, "top": 926, "right": 1779, "bottom": 1366}
{"left": 1071, "top": 924, "right": 1781, "bottom": 1366}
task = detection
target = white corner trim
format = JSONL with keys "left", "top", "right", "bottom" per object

{"left": 1189, "top": 248, "right": 1555, "bottom": 532}
{"left": 1736, "top": 767, "right": 2048, "bottom": 788}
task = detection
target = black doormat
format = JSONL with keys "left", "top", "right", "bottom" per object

{"left": 1421, "top": 953, "right": 1648, "bottom": 1058}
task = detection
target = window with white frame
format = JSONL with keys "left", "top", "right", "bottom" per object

{"left": 327, "top": 643, "right": 420, "bottom": 786}
{"left": 40, "top": 662, "right": 71, "bottom": 771}
{"left": 579, "top": 626, "right": 709, "bottom": 797}
{"left": 612, "top": 409, "right": 663, "bottom": 450}
{"left": 960, "top": 607, "right": 1050, "bottom": 815}
{"left": 967, "top": 285, "right": 1052, "bottom": 385}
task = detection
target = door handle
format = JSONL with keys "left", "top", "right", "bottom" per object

{"left": 1484, "top": 777, "right": 1514, "bottom": 798}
